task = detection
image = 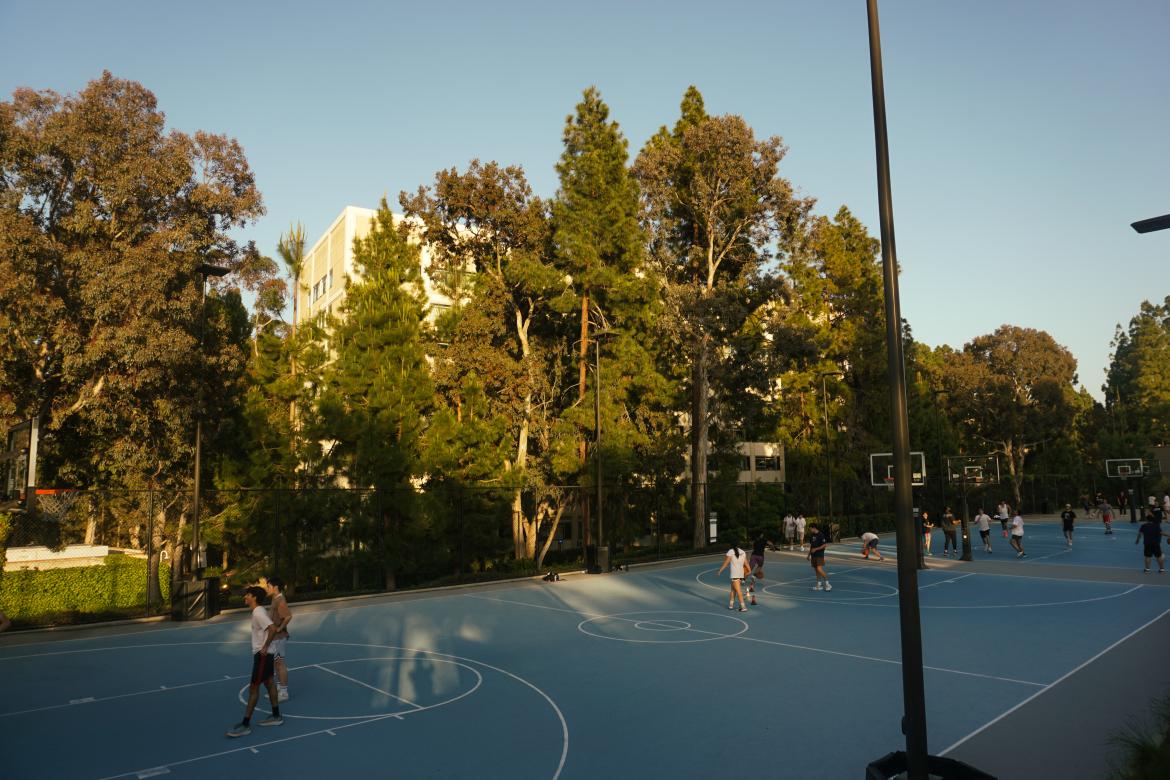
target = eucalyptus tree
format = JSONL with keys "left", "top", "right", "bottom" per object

{"left": 634, "top": 87, "right": 811, "bottom": 548}
{"left": 401, "top": 163, "right": 564, "bottom": 559}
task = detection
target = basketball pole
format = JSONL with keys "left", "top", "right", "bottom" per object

{"left": 866, "top": 1, "right": 929, "bottom": 776}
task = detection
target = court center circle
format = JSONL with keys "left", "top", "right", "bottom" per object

{"left": 579, "top": 611, "right": 748, "bottom": 643}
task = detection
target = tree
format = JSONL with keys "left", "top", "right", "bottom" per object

{"left": 939, "top": 326, "right": 1078, "bottom": 508}
{"left": 317, "top": 199, "right": 433, "bottom": 589}
{"left": 1104, "top": 297, "right": 1170, "bottom": 448}
{"left": 0, "top": 73, "right": 266, "bottom": 598}
{"left": 401, "top": 161, "right": 564, "bottom": 560}
{"left": 551, "top": 86, "right": 651, "bottom": 545}
{"left": 634, "top": 87, "right": 811, "bottom": 548}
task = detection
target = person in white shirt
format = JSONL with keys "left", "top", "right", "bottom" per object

{"left": 783, "top": 513, "right": 796, "bottom": 550}
{"left": 1009, "top": 513, "right": 1026, "bottom": 558}
{"left": 226, "top": 586, "right": 284, "bottom": 737}
{"left": 860, "top": 531, "right": 883, "bottom": 561}
{"left": 974, "top": 508, "right": 993, "bottom": 552}
{"left": 995, "top": 502, "right": 1011, "bottom": 532}
{"left": 794, "top": 514, "right": 807, "bottom": 551}
{"left": 716, "top": 541, "right": 751, "bottom": 612}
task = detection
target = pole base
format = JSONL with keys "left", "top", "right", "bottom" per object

{"left": 866, "top": 751, "right": 996, "bottom": 779}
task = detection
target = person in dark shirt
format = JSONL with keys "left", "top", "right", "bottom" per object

{"left": 807, "top": 522, "right": 831, "bottom": 592}
{"left": 1135, "top": 517, "right": 1169, "bottom": 573}
{"left": 746, "top": 533, "right": 772, "bottom": 605}
{"left": 1060, "top": 504, "right": 1076, "bottom": 547}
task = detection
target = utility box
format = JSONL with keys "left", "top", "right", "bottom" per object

{"left": 172, "top": 577, "right": 220, "bottom": 621}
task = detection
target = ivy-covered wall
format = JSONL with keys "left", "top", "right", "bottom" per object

{"left": 0, "top": 553, "right": 170, "bottom": 622}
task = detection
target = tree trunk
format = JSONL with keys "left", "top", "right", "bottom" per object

{"left": 536, "top": 500, "right": 567, "bottom": 568}
{"left": 691, "top": 344, "right": 709, "bottom": 549}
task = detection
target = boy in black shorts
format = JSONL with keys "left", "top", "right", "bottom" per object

{"left": 1135, "top": 515, "right": 1170, "bottom": 574}
{"left": 226, "top": 586, "right": 283, "bottom": 737}
{"left": 807, "top": 522, "right": 831, "bottom": 592}
{"left": 1060, "top": 504, "right": 1076, "bottom": 547}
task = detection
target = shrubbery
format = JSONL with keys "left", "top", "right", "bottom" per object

{"left": 0, "top": 554, "right": 170, "bottom": 624}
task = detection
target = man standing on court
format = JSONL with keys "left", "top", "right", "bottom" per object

{"left": 783, "top": 512, "right": 796, "bottom": 550}
{"left": 807, "top": 521, "right": 831, "bottom": 591}
{"left": 974, "top": 507, "right": 993, "bottom": 553}
{"left": 227, "top": 586, "right": 284, "bottom": 737}
{"left": 1135, "top": 513, "right": 1169, "bottom": 574}
{"left": 941, "top": 507, "right": 959, "bottom": 557}
{"left": 1099, "top": 497, "right": 1114, "bottom": 536}
{"left": 263, "top": 575, "right": 293, "bottom": 702}
{"left": 794, "top": 513, "right": 807, "bottom": 551}
{"left": 1060, "top": 503, "right": 1076, "bottom": 547}
{"left": 1009, "top": 512, "right": 1026, "bottom": 558}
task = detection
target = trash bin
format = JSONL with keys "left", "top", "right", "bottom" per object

{"left": 596, "top": 545, "right": 610, "bottom": 573}
{"left": 172, "top": 577, "right": 220, "bottom": 621}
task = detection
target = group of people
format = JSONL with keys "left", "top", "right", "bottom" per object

{"left": 718, "top": 521, "right": 833, "bottom": 609}
{"left": 780, "top": 513, "right": 808, "bottom": 551}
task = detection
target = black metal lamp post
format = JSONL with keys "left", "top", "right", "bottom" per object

{"left": 820, "top": 371, "right": 845, "bottom": 532}
{"left": 191, "top": 261, "right": 229, "bottom": 579}
{"left": 864, "top": 1, "right": 929, "bottom": 776}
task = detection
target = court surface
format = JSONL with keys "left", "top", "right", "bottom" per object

{"left": 2, "top": 520, "right": 1168, "bottom": 779}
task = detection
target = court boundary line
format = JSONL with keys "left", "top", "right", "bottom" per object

{"left": 938, "top": 605, "right": 1170, "bottom": 756}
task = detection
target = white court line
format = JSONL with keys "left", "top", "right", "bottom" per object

{"left": 92, "top": 640, "right": 569, "bottom": 780}
{"left": 939, "top": 606, "right": 1170, "bottom": 757}
{"left": 0, "top": 656, "right": 397, "bottom": 719}
{"left": 918, "top": 573, "right": 976, "bottom": 590}
{"left": 312, "top": 663, "right": 420, "bottom": 709}
{"left": 472, "top": 592, "right": 1043, "bottom": 687}
{"left": 733, "top": 634, "right": 1045, "bottom": 688}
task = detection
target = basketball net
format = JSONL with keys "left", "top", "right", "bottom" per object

{"left": 35, "top": 490, "right": 80, "bottom": 523}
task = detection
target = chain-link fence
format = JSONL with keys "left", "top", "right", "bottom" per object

{"left": 0, "top": 470, "right": 1119, "bottom": 627}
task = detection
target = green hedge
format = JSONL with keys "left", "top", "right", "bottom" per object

{"left": 0, "top": 554, "right": 170, "bottom": 622}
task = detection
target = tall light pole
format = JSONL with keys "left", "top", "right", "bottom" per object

{"left": 820, "top": 371, "right": 845, "bottom": 531}
{"left": 191, "top": 261, "right": 229, "bottom": 580}
{"left": 588, "top": 324, "right": 617, "bottom": 572}
{"left": 865, "top": 1, "right": 929, "bottom": 776}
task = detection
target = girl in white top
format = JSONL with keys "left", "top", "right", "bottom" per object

{"left": 716, "top": 541, "right": 751, "bottom": 612}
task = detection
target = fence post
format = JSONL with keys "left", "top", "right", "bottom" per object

{"left": 146, "top": 489, "right": 154, "bottom": 615}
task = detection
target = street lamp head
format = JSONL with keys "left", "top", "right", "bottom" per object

{"left": 1131, "top": 214, "right": 1170, "bottom": 234}
{"left": 195, "top": 263, "right": 230, "bottom": 278}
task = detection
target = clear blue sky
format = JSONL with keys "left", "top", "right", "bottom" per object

{"left": 3, "top": 0, "right": 1167, "bottom": 401}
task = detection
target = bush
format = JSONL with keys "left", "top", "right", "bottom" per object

{"left": 0, "top": 554, "right": 170, "bottom": 623}
{"left": 1110, "top": 692, "right": 1170, "bottom": 779}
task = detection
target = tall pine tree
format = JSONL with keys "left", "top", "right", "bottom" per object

{"left": 319, "top": 199, "right": 433, "bottom": 589}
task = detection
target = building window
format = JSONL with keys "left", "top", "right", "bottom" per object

{"left": 739, "top": 456, "right": 752, "bottom": 472}
{"left": 327, "top": 268, "right": 333, "bottom": 290}
{"left": 755, "top": 456, "right": 780, "bottom": 472}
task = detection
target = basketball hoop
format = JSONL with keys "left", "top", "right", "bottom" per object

{"left": 34, "top": 488, "right": 81, "bottom": 523}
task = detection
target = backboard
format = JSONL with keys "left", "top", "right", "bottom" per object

{"left": 945, "top": 454, "right": 1000, "bottom": 485}
{"left": 2, "top": 417, "right": 39, "bottom": 503}
{"left": 869, "top": 451, "right": 926, "bottom": 488}
{"left": 1105, "top": 458, "right": 1154, "bottom": 479}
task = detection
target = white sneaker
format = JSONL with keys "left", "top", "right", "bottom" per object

{"left": 278, "top": 688, "right": 289, "bottom": 702}
{"left": 813, "top": 582, "right": 823, "bottom": 591}
{"left": 824, "top": 582, "right": 832, "bottom": 592}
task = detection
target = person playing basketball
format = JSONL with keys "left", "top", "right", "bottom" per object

{"left": 746, "top": 532, "right": 771, "bottom": 605}
{"left": 860, "top": 531, "right": 883, "bottom": 561}
{"left": 716, "top": 540, "right": 751, "bottom": 612}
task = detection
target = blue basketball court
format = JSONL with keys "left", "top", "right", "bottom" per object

{"left": 1, "top": 520, "right": 1167, "bottom": 779}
